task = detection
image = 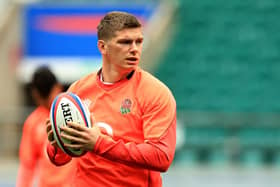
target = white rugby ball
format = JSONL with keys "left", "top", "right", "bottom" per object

{"left": 50, "top": 92, "right": 91, "bottom": 157}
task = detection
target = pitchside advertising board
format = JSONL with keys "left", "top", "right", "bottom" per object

{"left": 17, "top": 4, "right": 156, "bottom": 84}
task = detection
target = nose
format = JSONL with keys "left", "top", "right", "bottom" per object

{"left": 130, "top": 42, "right": 139, "bottom": 53}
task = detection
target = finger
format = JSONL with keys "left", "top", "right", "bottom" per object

{"left": 46, "top": 119, "right": 54, "bottom": 134}
{"left": 47, "top": 128, "right": 55, "bottom": 142}
{"left": 46, "top": 123, "right": 52, "bottom": 132}
{"left": 60, "top": 125, "right": 83, "bottom": 137}
{"left": 61, "top": 132, "right": 87, "bottom": 144}
{"left": 66, "top": 122, "right": 87, "bottom": 131}
{"left": 63, "top": 142, "right": 84, "bottom": 149}
{"left": 50, "top": 140, "right": 58, "bottom": 147}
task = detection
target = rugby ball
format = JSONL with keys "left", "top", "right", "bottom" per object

{"left": 50, "top": 92, "right": 91, "bottom": 157}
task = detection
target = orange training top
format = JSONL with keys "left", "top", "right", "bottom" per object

{"left": 47, "top": 67, "right": 176, "bottom": 187}
{"left": 17, "top": 106, "right": 75, "bottom": 187}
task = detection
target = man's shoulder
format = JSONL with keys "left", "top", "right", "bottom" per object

{"left": 135, "top": 68, "right": 175, "bottom": 101}
{"left": 133, "top": 68, "right": 176, "bottom": 113}
{"left": 136, "top": 68, "right": 171, "bottom": 93}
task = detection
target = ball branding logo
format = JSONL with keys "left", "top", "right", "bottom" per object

{"left": 61, "top": 102, "right": 73, "bottom": 124}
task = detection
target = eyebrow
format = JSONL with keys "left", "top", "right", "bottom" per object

{"left": 117, "top": 37, "right": 143, "bottom": 43}
{"left": 117, "top": 36, "right": 144, "bottom": 41}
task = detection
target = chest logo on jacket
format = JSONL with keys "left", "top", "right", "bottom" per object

{"left": 120, "top": 98, "right": 132, "bottom": 114}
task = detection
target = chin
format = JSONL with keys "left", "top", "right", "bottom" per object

{"left": 129, "top": 64, "right": 138, "bottom": 69}
{"left": 122, "top": 66, "right": 136, "bottom": 73}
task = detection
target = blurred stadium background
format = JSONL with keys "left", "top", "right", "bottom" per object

{"left": 1, "top": 0, "right": 280, "bottom": 186}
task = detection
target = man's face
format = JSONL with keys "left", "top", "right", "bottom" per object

{"left": 104, "top": 27, "right": 144, "bottom": 72}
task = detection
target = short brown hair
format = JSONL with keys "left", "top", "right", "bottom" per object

{"left": 97, "top": 11, "right": 142, "bottom": 41}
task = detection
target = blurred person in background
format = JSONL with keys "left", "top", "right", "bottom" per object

{"left": 16, "top": 66, "right": 75, "bottom": 187}
{"left": 45, "top": 11, "right": 177, "bottom": 187}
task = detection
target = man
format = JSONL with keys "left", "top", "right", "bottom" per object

{"left": 17, "top": 66, "right": 75, "bottom": 187}
{"left": 46, "top": 11, "right": 176, "bottom": 187}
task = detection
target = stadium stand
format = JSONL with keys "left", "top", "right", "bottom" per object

{"left": 154, "top": 0, "right": 280, "bottom": 166}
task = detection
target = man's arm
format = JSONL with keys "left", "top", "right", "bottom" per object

{"left": 60, "top": 113, "right": 176, "bottom": 172}
{"left": 93, "top": 117, "right": 176, "bottom": 172}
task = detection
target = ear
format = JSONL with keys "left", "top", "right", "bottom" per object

{"left": 97, "top": 40, "right": 107, "bottom": 55}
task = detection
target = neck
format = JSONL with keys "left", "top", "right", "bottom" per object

{"left": 101, "top": 64, "right": 133, "bottom": 83}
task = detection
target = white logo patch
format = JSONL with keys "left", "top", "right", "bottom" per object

{"left": 96, "top": 122, "right": 113, "bottom": 136}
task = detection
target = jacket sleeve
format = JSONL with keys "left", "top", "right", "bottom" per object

{"left": 93, "top": 116, "right": 176, "bottom": 172}
{"left": 46, "top": 143, "right": 72, "bottom": 166}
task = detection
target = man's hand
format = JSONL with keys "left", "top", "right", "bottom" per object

{"left": 60, "top": 116, "right": 102, "bottom": 152}
{"left": 45, "top": 118, "right": 58, "bottom": 147}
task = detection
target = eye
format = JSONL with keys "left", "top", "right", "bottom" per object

{"left": 136, "top": 39, "right": 143, "bottom": 45}
{"left": 118, "top": 39, "right": 132, "bottom": 45}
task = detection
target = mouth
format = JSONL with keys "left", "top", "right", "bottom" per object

{"left": 125, "top": 57, "right": 138, "bottom": 64}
